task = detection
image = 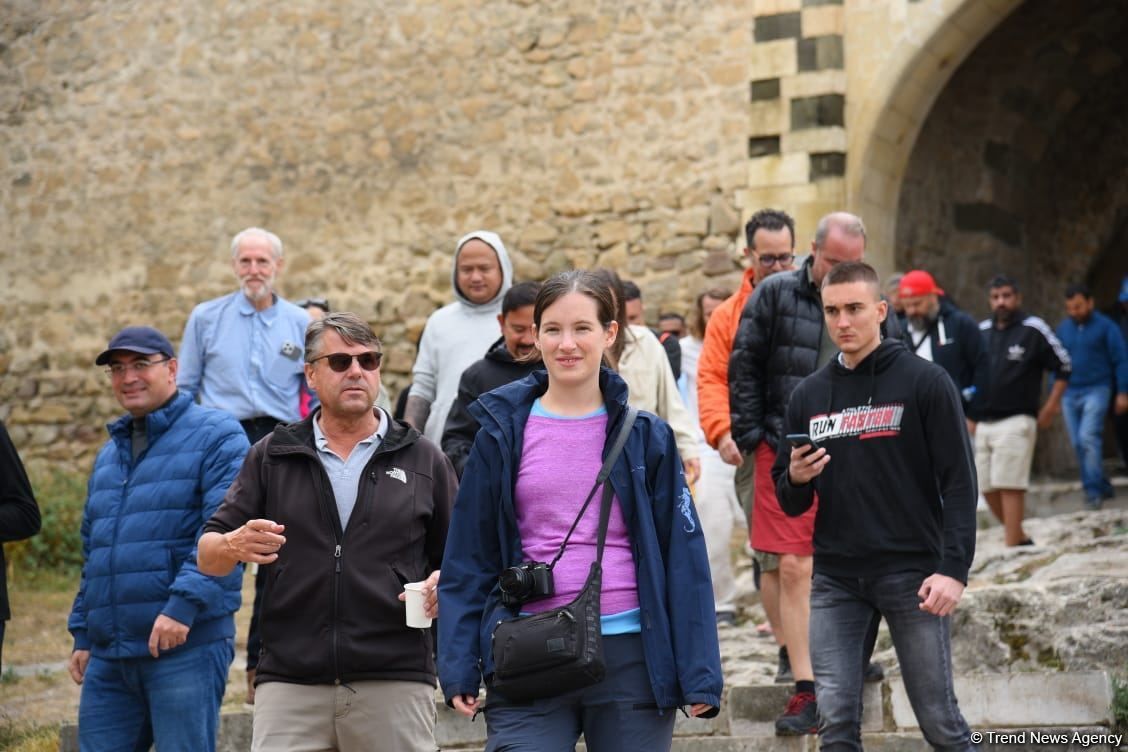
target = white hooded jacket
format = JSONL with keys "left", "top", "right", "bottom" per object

{"left": 409, "top": 231, "right": 514, "bottom": 444}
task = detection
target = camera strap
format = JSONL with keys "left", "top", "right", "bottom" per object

{"left": 548, "top": 406, "right": 638, "bottom": 571}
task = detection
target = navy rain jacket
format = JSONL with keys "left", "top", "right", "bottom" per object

{"left": 437, "top": 368, "right": 723, "bottom": 714}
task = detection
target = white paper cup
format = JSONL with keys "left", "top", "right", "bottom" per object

{"left": 404, "top": 582, "right": 432, "bottom": 628}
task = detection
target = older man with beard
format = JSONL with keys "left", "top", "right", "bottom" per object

{"left": 177, "top": 226, "right": 312, "bottom": 703}
{"left": 178, "top": 227, "right": 311, "bottom": 441}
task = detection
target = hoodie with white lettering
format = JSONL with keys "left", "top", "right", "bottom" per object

{"left": 772, "top": 337, "right": 976, "bottom": 584}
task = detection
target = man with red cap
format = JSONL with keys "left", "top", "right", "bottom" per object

{"left": 898, "top": 270, "right": 986, "bottom": 424}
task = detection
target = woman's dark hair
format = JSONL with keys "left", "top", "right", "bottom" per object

{"left": 534, "top": 269, "right": 621, "bottom": 368}
{"left": 689, "top": 287, "right": 733, "bottom": 339}
{"left": 587, "top": 268, "right": 630, "bottom": 369}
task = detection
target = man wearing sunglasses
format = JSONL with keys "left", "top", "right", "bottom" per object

{"left": 68, "top": 326, "right": 249, "bottom": 752}
{"left": 199, "top": 312, "right": 457, "bottom": 752}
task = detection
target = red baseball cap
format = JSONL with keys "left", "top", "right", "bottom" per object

{"left": 899, "top": 270, "right": 944, "bottom": 298}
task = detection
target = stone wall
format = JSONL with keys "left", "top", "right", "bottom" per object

{"left": 1, "top": 0, "right": 753, "bottom": 468}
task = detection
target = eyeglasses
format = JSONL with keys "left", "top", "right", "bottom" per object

{"left": 104, "top": 358, "right": 171, "bottom": 377}
{"left": 758, "top": 253, "right": 794, "bottom": 267}
{"left": 296, "top": 297, "right": 331, "bottom": 311}
{"left": 308, "top": 351, "right": 383, "bottom": 372}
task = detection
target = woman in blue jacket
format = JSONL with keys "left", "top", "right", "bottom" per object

{"left": 438, "top": 270, "right": 722, "bottom": 752}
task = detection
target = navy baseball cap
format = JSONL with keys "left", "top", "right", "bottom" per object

{"left": 95, "top": 326, "right": 176, "bottom": 365}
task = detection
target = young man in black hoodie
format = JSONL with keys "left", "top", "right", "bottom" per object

{"left": 441, "top": 281, "right": 542, "bottom": 477}
{"left": 774, "top": 262, "right": 977, "bottom": 751}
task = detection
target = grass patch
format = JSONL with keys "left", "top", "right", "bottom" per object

{"left": 0, "top": 719, "right": 61, "bottom": 752}
{"left": 1113, "top": 672, "right": 1128, "bottom": 733}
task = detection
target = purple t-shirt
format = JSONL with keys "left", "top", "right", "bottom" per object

{"left": 514, "top": 400, "right": 640, "bottom": 615}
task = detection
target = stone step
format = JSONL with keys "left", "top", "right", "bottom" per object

{"left": 890, "top": 672, "right": 1114, "bottom": 730}
{"left": 729, "top": 671, "right": 1114, "bottom": 730}
{"left": 447, "top": 728, "right": 1122, "bottom": 752}
{"left": 59, "top": 714, "right": 1121, "bottom": 752}
{"left": 58, "top": 672, "right": 1119, "bottom": 750}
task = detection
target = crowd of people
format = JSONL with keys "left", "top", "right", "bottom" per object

{"left": 1, "top": 212, "right": 1126, "bottom": 752}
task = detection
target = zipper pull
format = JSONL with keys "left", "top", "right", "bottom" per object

{"left": 334, "top": 544, "right": 342, "bottom": 573}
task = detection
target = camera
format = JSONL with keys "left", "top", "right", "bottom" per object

{"left": 498, "top": 561, "right": 555, "bottom": 607}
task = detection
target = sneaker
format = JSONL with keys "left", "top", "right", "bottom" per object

{"left": 863, "top": 661, "right": 884, "bottom": 683}
{"left": 716, "top": 611, "right": 737, "bottom": 627}
{"left": 1085, "top": 497, "right": 1104, "bottom": 511}
{"left": 775, "top": 691, "right": 818, "bottom": 735}
{"left": 774, "top": 650, "right": 793, "bottom": 684}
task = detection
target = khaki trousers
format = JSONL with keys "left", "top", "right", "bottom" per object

{"left": 252, "top": 679, "right": 437, "bottom": 752}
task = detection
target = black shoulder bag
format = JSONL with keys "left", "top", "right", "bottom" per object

{"left": 489, "top": 407, "right": 639, "bottom": 702}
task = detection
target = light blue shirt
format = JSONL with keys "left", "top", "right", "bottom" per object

{"left": 178, "top": 291, "right": 310, "bottom": 422}
{"left": 312, "top": 408, "right": 388, "bottom": 530}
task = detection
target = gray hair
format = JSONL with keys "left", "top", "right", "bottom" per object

{"left": 305, "top": 312, "right": 382, "bottom": 362}
{"left": 231, "top": 227, "right": 284, "bottom": 260}
{"left": 813, "top": 212, "right": 867, "bottom": 250}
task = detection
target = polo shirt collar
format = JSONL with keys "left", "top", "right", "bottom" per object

{"left": 237, "top": 291, "right": 279, "bottom": 321}
{"left": 312, "top": 407, "right": 388, "bottom": 452}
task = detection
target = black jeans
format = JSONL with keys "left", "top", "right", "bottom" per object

{"left": 809, "top": 572, "right": 976, "bottom": 751}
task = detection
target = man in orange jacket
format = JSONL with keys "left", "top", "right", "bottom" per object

{"left": 696, "top": 208, "right": 796, "bottom": 646}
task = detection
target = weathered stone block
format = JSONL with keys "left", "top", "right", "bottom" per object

{"left": 709, "top": 197, "right": 743, "bottom": 237}
{"left": 790, "top": 93, "right": 844, "bottom": 130}
{"left": 750, "top": 99, "right": 786, "bottom": 137}
{"left": 782, "top": 126, "right": 846, "bottom": 154}
{"left": 797, "top": 35, "right": 843, "bottom": 71}
{"left": 889, "top": 673, "right": 1113, "bottom": 729}
{"left": 800, "top": 6, "right": 843, "bottom": 37}
{"left": 749, "top": 136, "right": 782, "bottom": 158}
{"left": 750, "top": 39, "right": 799, "bottom": 79}
{"left": 809, "top": 151, "right": 846, "bottom": 179}
{"left": 596, "top": 220, "right": 634, "bottom": 248}
{"left": 751, "top": 78, "right": 781, "bottom": 101}
{"left": 748, "top": 153, "right": 810, "bottom": 187}
{"left": 754, "top": 12, "right": 802, "bottom": 42}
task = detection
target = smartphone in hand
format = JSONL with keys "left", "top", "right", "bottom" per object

{"left": 786, "top": 433, "right": 820, "bottom": 450}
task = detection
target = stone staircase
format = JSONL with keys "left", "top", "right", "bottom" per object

{"left": 57, "top": 670, "right": 1123, "bottom": 750}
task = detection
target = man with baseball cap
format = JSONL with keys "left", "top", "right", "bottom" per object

{"left": 898, "top": 270, "right": 986, "bottom": 421}
{"left": 68, "top": 326, "right": 249, "bottom": 751}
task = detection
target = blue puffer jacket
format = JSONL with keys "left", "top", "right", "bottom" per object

{"left": 437, "top": 369, "right": 723, "bottom": 714}
{"left": 68, "top": 391, "right": 249, "bottom": 658}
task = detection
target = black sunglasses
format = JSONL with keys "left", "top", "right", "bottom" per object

{"left": 309, "top": 351, "right": 383, "bottom": 372}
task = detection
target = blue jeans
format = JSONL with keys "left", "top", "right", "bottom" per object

{"left": 1062, "top": 385, "right": 1113, "bottom": 502}
{"left": 78, "top": 637, "right": 234, "bottom": 752}
{"left": 809, "top": 572, "right": 975, "bottom": 752}
{"left": 483, "top": 634, "right": 676, "bottom": 752}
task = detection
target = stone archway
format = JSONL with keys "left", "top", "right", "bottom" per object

{"left": 895, "top": 0, "right": 1128, "bottom": 320}
{"left": 846, "top": 0, "right": 1022, "bottom": 274}
{"left": 894, "top": 0, "right": 1128, "bottom": 473}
